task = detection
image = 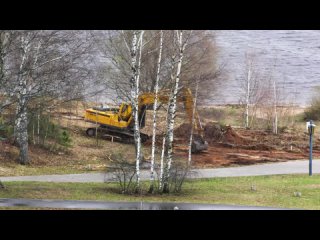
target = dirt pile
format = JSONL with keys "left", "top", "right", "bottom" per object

{"left": 222, "top": 126, "right": 250, "bottom": 145}
{"left": 174, "top": 123, "right": 192, "bottom": 138}
{"left": 174, "top": 122, "right": 226, "bottom": 142}
{"left": 203, "top": 122, "right": 224, "bottom": 143}
{"left": 174, "top": 122, "right": 251, "bottom": 145}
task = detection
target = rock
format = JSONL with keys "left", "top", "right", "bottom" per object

{"left": 85, "top": 164, "right": 93, "bottom": 171}
{"left": 294, "top": 192, "right": 302, "bottom": 197}
{"left": 251, "top": 184, "right": 257, "bottom": 191}
{"left": 84, "top": 164, "right": 107, "bottom": 171}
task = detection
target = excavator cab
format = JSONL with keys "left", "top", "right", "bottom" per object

{"left": 117, "top": 103, "right": 146, "bottom": 128}
{"left": 118, "top": 103, "right": 132, "bottom": 122}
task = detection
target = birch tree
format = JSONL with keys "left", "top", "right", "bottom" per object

{"left": 271, "top": 59, "right": 281, "bottom": 134}
{"left": 149, "top": 30, "right": 163, "bottom": 193}
{"left": 272, "top": 76, "right": 278, "bottom": 134}
{"left": 260, "top": 59, "right": 282, "bottom": 134}
{"left": 162, "top": 30, "right": 191, "bottom": 193}
{"left": 2, "top": 31, "right": 94, "bottom": 164}
{"left": 266, "top": 63, "right": 280, "bottom": 135}
{"left": 159, "top": 135, "right": 166, "bottom": 190}
{"left": 188, "top": 78, "right": 199, "bottom": 166}
{"left": 129, "top": 30, "right": 144, "bottom": 188}
{"left": 14, "top": 33, "right": 32, "bottom": 163}
{"left": 240, "top": 53, "right": 261, "bottom": 129}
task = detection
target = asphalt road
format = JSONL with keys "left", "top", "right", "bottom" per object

{"left": 1, "top": 159, "right": 319, "bottom": 183}
{"left": 1, "top": 160, "right": 313, "bottom": 210}
{"left": 0, "top": 198, "right": 291, "bottom": 210}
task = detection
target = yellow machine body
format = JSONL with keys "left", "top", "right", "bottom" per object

{"left": 85, "top": 103, "right": 133, "bottom": 129}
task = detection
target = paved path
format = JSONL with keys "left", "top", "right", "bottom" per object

{"left": 1, "top": 159, "right": 319, "bottom": 183}
{"left": 0, "top": 198, "right": 291, "bottom": 210}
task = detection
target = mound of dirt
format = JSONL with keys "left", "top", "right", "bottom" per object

{"left": 174, "top": 123, "right": 192, "bottom": 139}
{"left": 222, "top": 126, "right": 249, "bottom": 145}
{"left": 174, "top": 122, "right": 223, "bottom": 142}
{"left": 203, "top": 122, "right": 224, "bottom": 143}
{"left": 174, "top": 122, "right": 251, "bottom": 145}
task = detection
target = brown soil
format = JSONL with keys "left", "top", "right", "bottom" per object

{"left": 203, "top": 122, "right": 223, "bottom": 143}
{"left": 221, "top": 126, "right": 251, "bottom": 145}
{"left": 174, "top": 122, "right": 252, "bottom": 145}
{"left": 167, "top": 122, "right": 320, "bottom": 168}
{"left": 173, "top": 143, "right": 318, "bottom": 168}
{"left": 174, "top": 123, "right": 192, "bottom": 138}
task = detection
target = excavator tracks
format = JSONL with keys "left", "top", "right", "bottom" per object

{"left": 86, "top": 127, "right": 149, "bottom": 144}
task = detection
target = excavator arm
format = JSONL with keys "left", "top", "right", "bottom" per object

{"left": 138, "top": 87, "right": 204, "bottom": 136}
{"left": 137, "top": 87, "right": 208, "bottom": 153}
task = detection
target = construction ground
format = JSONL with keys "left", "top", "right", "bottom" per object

{"left": 1, "top": 103, "right": 319, "bottom": 176}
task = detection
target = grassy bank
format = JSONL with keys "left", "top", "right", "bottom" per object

{"left": 1, "top": 174, "right": 320, "bottom": 209}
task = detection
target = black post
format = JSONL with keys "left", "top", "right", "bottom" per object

{"left": 309, "top": 120, "right": 313, "bottom": 176}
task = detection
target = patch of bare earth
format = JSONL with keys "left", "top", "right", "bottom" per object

{"left": 170, "top": 122, "right": 320, "bottom": 168}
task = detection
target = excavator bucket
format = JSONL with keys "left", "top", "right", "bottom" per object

{"left": 191, "top": 134, "right": 208, "bottom": 153}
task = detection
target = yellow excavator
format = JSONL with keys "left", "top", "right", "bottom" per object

{"left": 84, "top": 87, "right": 208, "bottom": 153}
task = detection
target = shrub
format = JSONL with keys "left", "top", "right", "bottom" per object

{"left": 304, "top": 87, "right": 320, "bottom": 121}
{"left": 165, "top": 162, "right": 191, "bottom": 193}
{"left": 157, "top": 160, "right": 195, "bottom": 194}
{"left": 58, "top": 130, "right": 72, "bottom": 147}
{"left": 304, "top": 99, "right": 320, "bottom": 121}
{"left": 0, "top": 123, "right": 6, "bottom": 141}
{"left": 0, "top": 117, "right": 13, "bottom": 141}
{"left": 27, "top": 113, "right": 72, "bottom": 149}
{"left": 107, "top": 153, "right": 138, "bottom": 194}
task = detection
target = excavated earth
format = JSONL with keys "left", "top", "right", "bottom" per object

{"left": 147, "top": 122, "right": 320, "bottom": 168}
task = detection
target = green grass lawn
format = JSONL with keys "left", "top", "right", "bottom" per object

{"left": 1, "top": 174, "right": 320, "bottom": 209}
{"left": 0, "top": 164, "right": 90, "bottom": 177}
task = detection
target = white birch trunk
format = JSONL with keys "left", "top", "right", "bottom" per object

{"left": 37, "top": 109, "right": 40, "bottom": 145}
{"left": 15, "top": 34, "right": 42, "bottom": 164}
{"left": 273, "top": 78, "right": 278, "bottom": 134}
{"left": 130, "top": 30, "right": 144, "bottom": 188}
{"left": 159, "top": 102, "right": 170, "bottom": 191}
{"left": 188, "top": 79, "right": 199, "bottom": 166}
{"left": 15, "top": 35, "right": 30, "bottom": 165}
{"left": 245, "top": 62, "right": 251, "bottom": 129}
{"left": 95, "top": 95, "right": 99, "bottom": 146}
{"left": 159, "top": 136, "right": 166, "bottom": 190}
{"left": 163, "top": 30, "right": 189, "bottom": 193}
{"left": 32, "top": 119, "right": 35, "bottom": 145}
{"left": 44, "top": 110, "right": 50, "bottom": 144}
{"left": 150, "top": 30, "right": 163, "bottom": 192}
{"left": 15, "top": 97, "right": 29, "bottom": 164}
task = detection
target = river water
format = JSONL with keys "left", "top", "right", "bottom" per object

{"left": 213, "top": 30, "right": 320, "bottom": 106}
